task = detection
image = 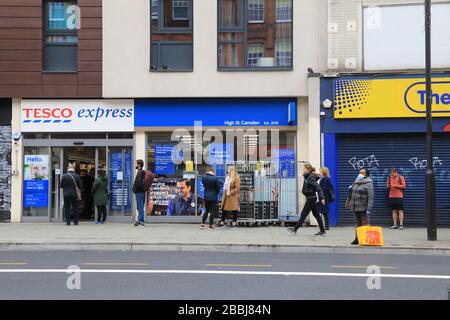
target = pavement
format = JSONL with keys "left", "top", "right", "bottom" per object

{"left": 0, "top": 222, "right": 450, "bottom": 255}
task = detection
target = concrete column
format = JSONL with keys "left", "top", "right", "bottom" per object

{"left": 305, "top": 76, "right": 322, "bottom": 226}
{"left": 10, "top": 98, "right": 22, "bottom": 223}
{"left": 134, "top": 130, "right": 146, "bottom": 167}
{"left": 308, "top": 76, "right": 322, "bottom": 169}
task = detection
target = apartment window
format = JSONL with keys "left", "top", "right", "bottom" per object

{"left": 151, "top": 0, "right": 159, "bottom": 20}
{"left": 276, "top": 0, "right": 292, "bottom": 22}
{"left": 248, "top": 0, "right": 264, "bottom": 23}
{"left": 151, "top": 0, "right": 193, "bottom": 71}
{"left": 44, "top": 1, "right": 78, "bottom": 71}
{"left": 247, "top": 44, "right": 264, "bottom": 67}
{"left": 276, "top": 40, "right": 292, "bottom": 67}
{"left": 173, "top": 0, "right": 189, "bottom": 20}
{"left": 218, "top": 0, "right": 293, "bottom": 70}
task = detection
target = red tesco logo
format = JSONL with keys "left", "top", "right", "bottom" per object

{"left": 23, "top": 108, "right": 73, "bottom": 119}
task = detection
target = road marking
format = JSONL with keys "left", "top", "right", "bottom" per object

{"left": 206, "top": 264, "right": 272, "bottom": 268}
{"left": 331, "top": 266, "right": 397, "bottom": 269}
{"left": 0, "top": 263, "right": 28, "bottom": 266}
{"left": 0, "top": 269, "right": 448, "bottom": 280}
{"left": 84, "top": 263, "right": 149, "bottom": 267}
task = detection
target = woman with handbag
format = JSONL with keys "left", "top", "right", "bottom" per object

{"left": 60, "top": 163, "right": 82, "bottom": 226}
{"left": 318, "top": 167, "right": 335, "bottom": 231}
{"left": 92, "top": 168, "right": 109, "bottom": 224}
{"left": 218, "top": 166, "right": 240, "bottom": 228}
{"left": 347, "top": 168, "right": 374, "bottom": 245}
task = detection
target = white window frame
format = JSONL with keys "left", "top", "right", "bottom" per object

{"left": 151, "top": 0, "right": 159, "bottom": 20}
{"left": 276, "top": 0, "right": 292, "bottom": 23}
{"left": 173, "top": 0, "right": 189, "bottom": 21}
{"left": 275, "top": 40, "right": 292, "bottom": 67}
{"left": 48, "top": 2, "right": 66, "bottom": 25}
{"left": 248, "top": 0, "right": 264, "bottom": 23}
{"left": 247, "top": 43, "right": 264, "bottom": 67}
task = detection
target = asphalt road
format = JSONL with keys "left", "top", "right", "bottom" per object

{"left": 0, "top": 250, "right": 449, "bottom": 300}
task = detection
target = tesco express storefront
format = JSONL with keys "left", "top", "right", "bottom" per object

{"left": 13, "top": 99, "right": 135, "bottom": 223}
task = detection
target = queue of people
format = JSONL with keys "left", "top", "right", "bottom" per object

{"left": 62, "top": 158, "right": 407, "bottom": 246}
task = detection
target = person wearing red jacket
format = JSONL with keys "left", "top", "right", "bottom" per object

{"left": 386, "top": 168, "right": 407, "bottom": 230}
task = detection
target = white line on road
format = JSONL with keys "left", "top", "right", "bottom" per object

{"left": 0, "top": 269, "right": 448, "bottom": 280}
{"left": 84, "top": 263, "right": 149, "bottom": 266}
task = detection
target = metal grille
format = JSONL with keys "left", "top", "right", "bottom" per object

{"left": 337, "top": 134, "right": 450, "bottom": 227}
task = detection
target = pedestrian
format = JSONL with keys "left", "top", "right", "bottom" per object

{"left": 60, "top": 163, "right": 82, "bottom": 226}
{"left": 318, "top": 167, "right": 335, "bottom": 231}
{"left": 386, "top": 167, "right": 407, "bottom": 230}
{"left": 167, "top": 178, "right": 196, "bottom": 216}
{"left": 348, "top": 168, "right": 374, "bottom": 245}
{"left": 219, "top": 165, "right": 240, "bottom": 228}
{"left": 132, "top": 159, "right": 146, "bottom": 227}
{"left": 200, "top": 167, "right": 222, "bottom": 229}
{"left": 92, "top": 168, "right": 108, "bottom": 224}
{"left": 287, "top": 164, "right": 327, "bottom": 236}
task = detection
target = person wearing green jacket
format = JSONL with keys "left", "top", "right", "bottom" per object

{"left": 92, "top": 169, "right": 109, "bottom": 224}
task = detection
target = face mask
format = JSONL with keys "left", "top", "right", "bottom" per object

{"left": 356, "top": 174, "right": 365, "bottom": 181}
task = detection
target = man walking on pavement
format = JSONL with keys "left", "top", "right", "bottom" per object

{"left": 200, "top": 167, "right": 222, "bottom": 229}
{"left": 133, "top": 159, "right": 146, "bottom": 227}
{"left": 60, "top": 163, "right": 82, "bottom": 226}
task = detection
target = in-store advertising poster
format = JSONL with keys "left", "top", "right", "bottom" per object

{"left": 154, "top": 144, "right": 176, "bottom": 175}
{"left": 23, "top": 155, "right": 49, "bottom": 208}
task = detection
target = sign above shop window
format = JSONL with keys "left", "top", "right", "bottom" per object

{"left": 21, "top": 100, "right": 134, "bottom": 132}
{"left": 134, "top": 98, "right": 297, "bottom": 127}
{"left": 334, "top": 77, "right": 450, "bottom": 119}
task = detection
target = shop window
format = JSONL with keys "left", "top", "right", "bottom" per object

{"left": 150, "top": 0, "right": 193, "bottom": 71}
{"left": 218, "top": 0, "right": 293, "bottom": 70}
{"left": 43, "top": 1, "right": 78, "bottom": 72}
{"left": 146, "top": 130, "right": 296, "bottom": 217}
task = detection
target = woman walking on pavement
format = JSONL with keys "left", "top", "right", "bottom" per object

{"left": 348, "top": 168, "right": 374, "bottom": 245}
{"left": 92, "top": 168, "right": 109, "bottom": 224}
{"left": 317, "top": 167, "right": 335, "bottom": 231}
{"left": 287, "top": 164, "right": 327, "bottom": 236}
{"left": 219, "top": 166, "right": 240, "bottom": 228}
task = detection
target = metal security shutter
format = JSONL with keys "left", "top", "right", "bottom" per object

{"left": 337, "top": 133, "right": 450, "bottom": 227}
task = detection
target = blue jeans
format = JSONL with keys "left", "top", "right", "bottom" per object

{"left": 135, "top": 192, "right": 146, "bottom": 224}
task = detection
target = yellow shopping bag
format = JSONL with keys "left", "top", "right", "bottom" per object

{"left": 356, "top": 226, "right": 384, "bottom": 246}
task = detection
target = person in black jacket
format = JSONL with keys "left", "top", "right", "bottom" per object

{"left": 287, "top": 164, "right": 327, "bottom": 236}
{"left": 200, "top": 167, "right": 223, "bottom": 229}
{"left": 132, "top": 159, "right": 146, "bottom": 227}
{"left": 317, "top": 167, "right": 334, "bottom": 231}
{"left": 60, "top": 163, "right": 82, "bottom": 226}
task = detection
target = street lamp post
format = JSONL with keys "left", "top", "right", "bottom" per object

{"left": 425, "top": 0, "right": 437, "bottom": 241}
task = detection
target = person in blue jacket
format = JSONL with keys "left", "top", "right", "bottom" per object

{"left": 200, "top": 167, "right": 223, "bottom": 229}
{"left": 317, "top": 167, "right": 335, "bottom": 231}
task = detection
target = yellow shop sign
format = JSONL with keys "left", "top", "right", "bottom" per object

{"left": 334, "top": 78, "right": 450, "bottom": 119}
